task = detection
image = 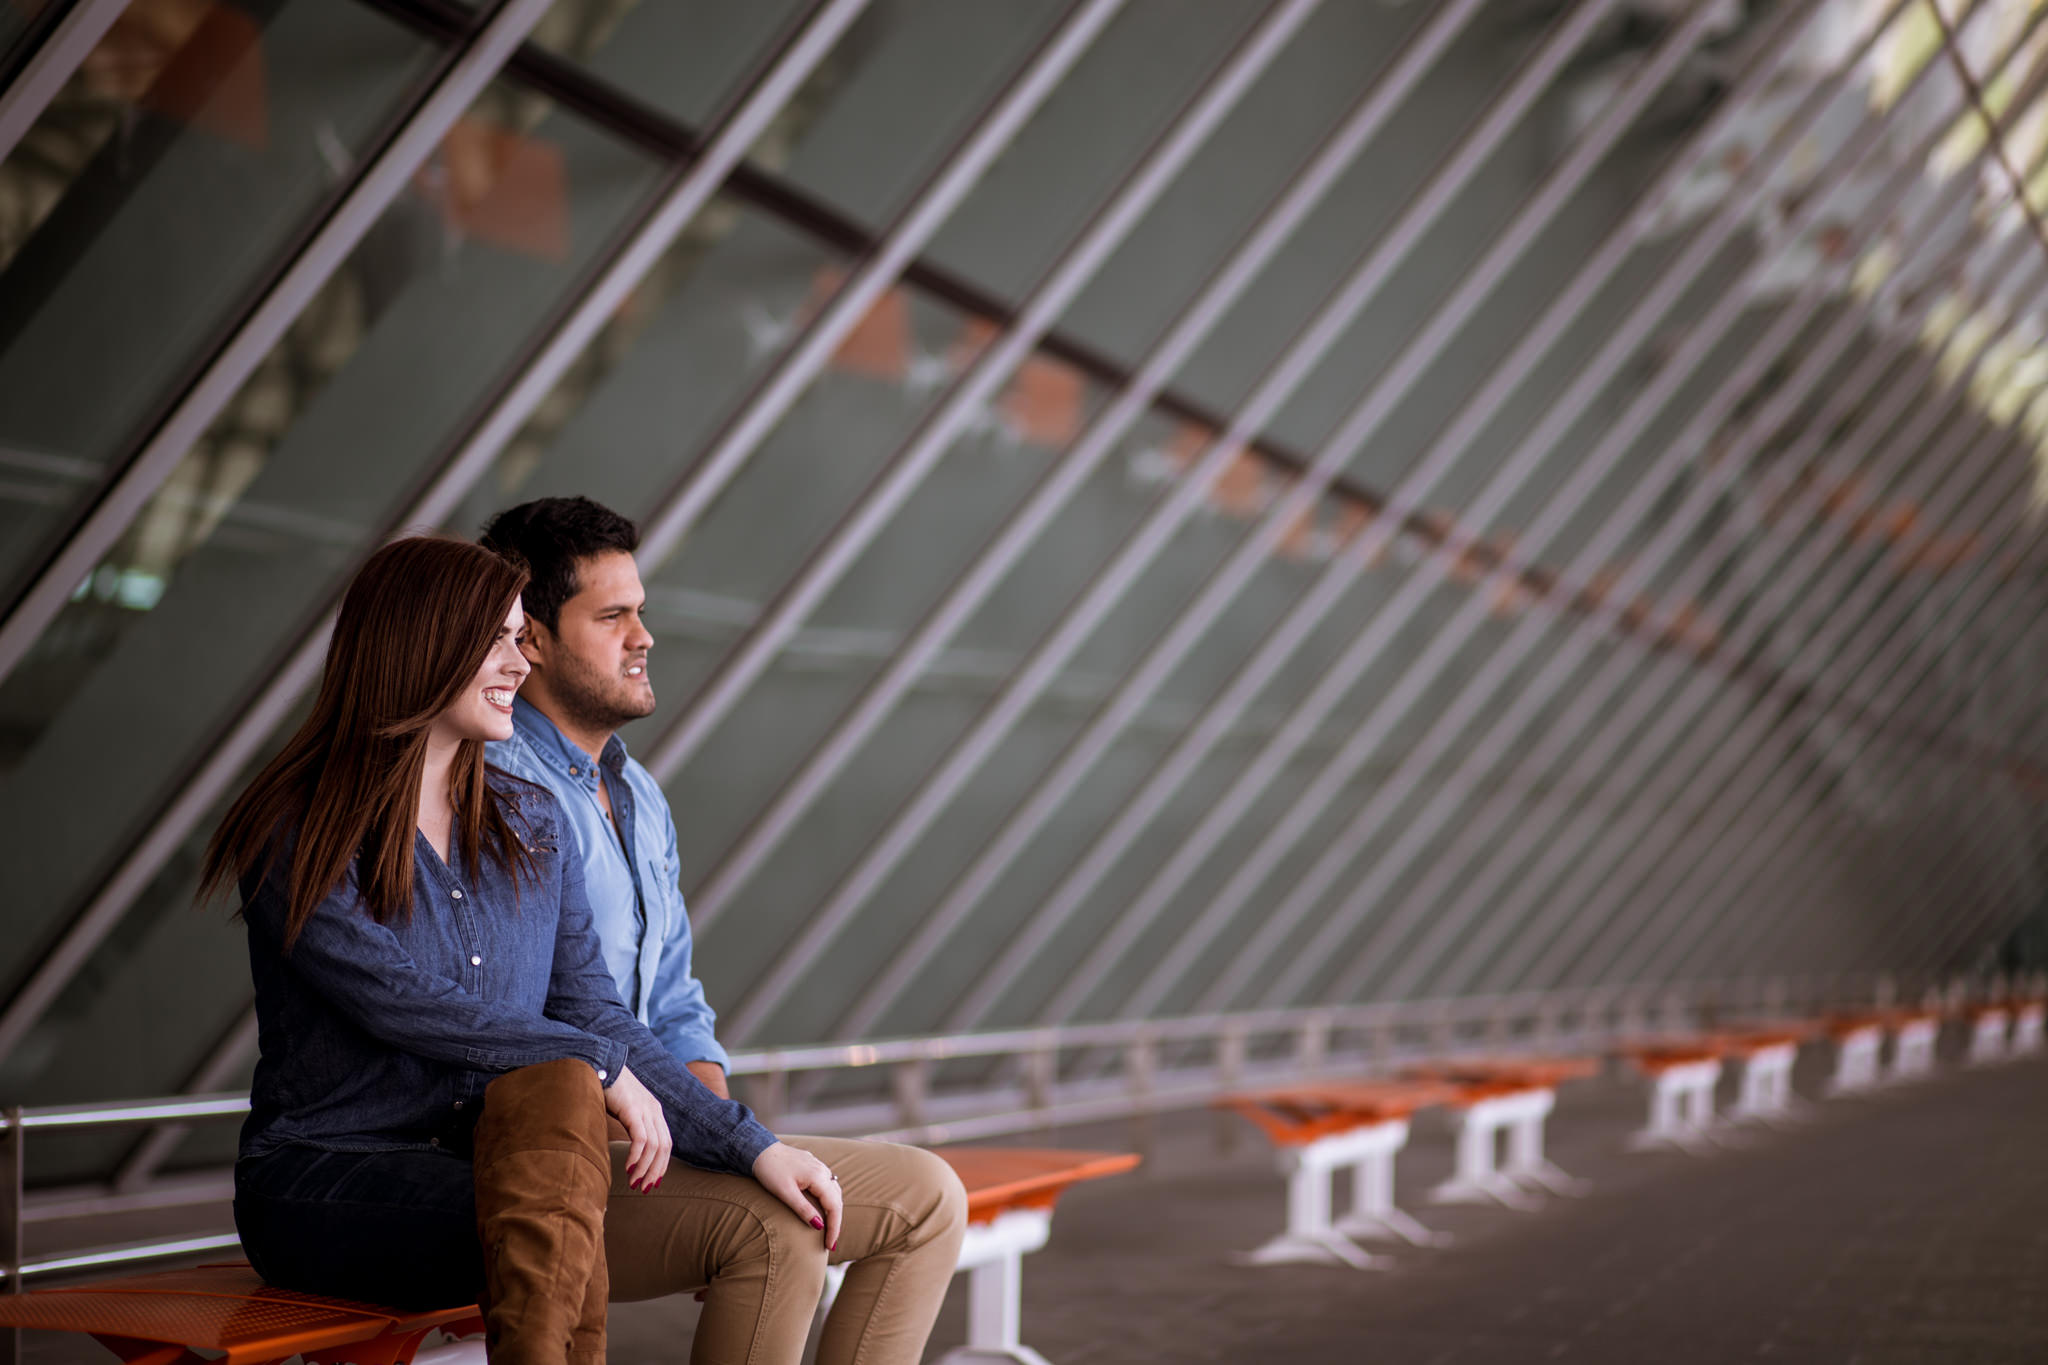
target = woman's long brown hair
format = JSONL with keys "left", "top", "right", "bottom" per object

{"left": 201, "top": 536, "right": 536, "bottom": 951}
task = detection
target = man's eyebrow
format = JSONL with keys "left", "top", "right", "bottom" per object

{"left": 591, "top": 600, "right": 644, "bottom": 614}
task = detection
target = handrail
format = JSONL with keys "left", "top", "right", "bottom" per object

{"left": 5, "top": 972, "right": 1998, "bottom": 1289}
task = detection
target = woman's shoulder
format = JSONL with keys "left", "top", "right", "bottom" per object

{"left": 486, "top": 765, "right": 563, "bottom": 845}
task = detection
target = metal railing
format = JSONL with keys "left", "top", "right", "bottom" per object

{"left": 0, "top": 973, "right": 1955, "bottom": 1293}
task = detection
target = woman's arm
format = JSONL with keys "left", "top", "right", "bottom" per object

{"left": 245, "top": 865, "right": 627, "bottom": 1080}
{"left": 542, "top": 837, "right": 777, "bottom": 1177}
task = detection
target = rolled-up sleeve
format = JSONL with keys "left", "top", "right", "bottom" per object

{"left": 245, "top": 865, "right": 627, "bottom": 1081}
{"left": 544, "top": 836, "right": 776, "bottom": 1175}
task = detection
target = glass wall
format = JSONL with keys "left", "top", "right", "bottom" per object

{"left": 0, "top": 0, "right": 2043, "bottom": 1190}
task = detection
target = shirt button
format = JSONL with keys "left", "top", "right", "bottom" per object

{"left": 429, "top": 1137, "right": 440, "bottom": 1147}
{"left": 596, "top": 1069, "right": 608, "bottom": 1081}
{"left": 453, "top": 1100, "right": 464, "bottom": 1110}
{"left": 451, "top": 889, "right": 463, "bottom": 900}
{"left": 471, "top": 955, "right": 482, "bottom": 966}
{"left": 569, "top": 766, "right": 579, "bottom": 776}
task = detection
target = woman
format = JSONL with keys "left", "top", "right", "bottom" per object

{"left": 210, "top": 537, "right": 964, "bottom": 1365}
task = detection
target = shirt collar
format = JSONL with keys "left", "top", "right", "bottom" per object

{"left": 511, "top": 696, "right": 628, "bottom": 789}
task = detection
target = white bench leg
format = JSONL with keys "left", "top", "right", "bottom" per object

{"left": 1502, "top": 1096, "right": 1589, "bottom": 1197}
{"left": 2014, "top": 1009, "right": 2044, "bottom": 1053}
{"left": 1333, "top": 1128, "right": 1451, "bottom": 1248}
{"left": 1970, "top": 1015, "right": 2011, "bottom": 1065}
{"left": 1429, "top": 1104, "right": 1542, "bottom": 1211}
{"left": 936, "top": 1212, "right": 1059, "bottom": 1365}
{"left": 1237, "top": 1140, "right": 1391, "bottom": 1269}
{"left": 1827, "top": 1032, "right": 1882, "bottom": 1095}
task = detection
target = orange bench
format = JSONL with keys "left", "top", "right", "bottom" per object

{"left": 0, "top": 1263, "right": 482, "bottom": 1365}
{"left": 1402, "top": 1057, "right": 1598, "bottom": 1207}
{"left": 0, "top": 1149, "right": 1138, "bottom": 1365}
{"left": 831, "top": 1147, "right": 1138, "bottom": 1365}
{"left": 1215, "top": 1081, "right": 1458, "bottom": 1267}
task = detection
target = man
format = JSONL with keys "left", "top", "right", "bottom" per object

{"left": 479, "top": 497, "right": 967, "bottom": 1362}
{"left": 481, "top": 497, "right": 730, "bottom": 1098}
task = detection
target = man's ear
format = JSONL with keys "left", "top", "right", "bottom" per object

{"left": 519, "top": 616, "right": 556, "bottom": 670}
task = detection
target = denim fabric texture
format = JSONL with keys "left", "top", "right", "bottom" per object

{"left": 489, "top": 697, "right": 728, "bottom": 1070}
{"left": 236, "top": 772, "right": 776, "bottom": 1173}
{"left": 234, "top": 1143, "right": 481, "bottom": 1309}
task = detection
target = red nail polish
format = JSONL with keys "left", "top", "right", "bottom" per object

{"left": 811, "top": 1217, "right": 824, "bottom": 1230}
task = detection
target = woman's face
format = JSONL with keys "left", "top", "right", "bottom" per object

{"left": 431, "top": 599, "right": 532, "bottom": 747}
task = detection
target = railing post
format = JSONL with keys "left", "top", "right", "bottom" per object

{"left": 3, "top": 1104, "right": 21, "bottom": 1365}
{"left": 749, "top": 1070, "right": 788, "bottom": 1132}
{"left": 1215, "top": 1022, "right": 1248, "bottom": 1155}
{"left": 1126, "top": 1031, "right": 1158, "bottom": 1158}
{"left": 891, "top": 1059, "right": 930, "bottom": 1134}
{"left": 1024, "top": 1039, "right": 1057, "bottom": 1124}
{"left": 1298, "top": 1012, "right": 1330, "bottom": 1075}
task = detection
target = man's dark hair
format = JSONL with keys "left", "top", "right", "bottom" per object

{"left": 479, "top": 497, "right": 639, "bottom": 632}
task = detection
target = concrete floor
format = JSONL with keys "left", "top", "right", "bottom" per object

{"left": 17, "top": 1044, "right": 2048, "bottom": 1364}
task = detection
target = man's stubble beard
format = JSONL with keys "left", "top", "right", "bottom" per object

{"left": 552, "top": 648, "right": 657, "bottom": 735}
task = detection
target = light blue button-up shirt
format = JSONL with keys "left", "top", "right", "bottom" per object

{"left": 488, "top": 696, "right": 727, "bottom": 1071}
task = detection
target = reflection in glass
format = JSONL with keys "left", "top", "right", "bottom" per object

{"left": 0, "top": 0, "right": 440, "bottom": 598}
{"left": 0, "top": 82, "right": 664, "bottom": 1109}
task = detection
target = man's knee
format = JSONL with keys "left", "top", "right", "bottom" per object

{"left": 894, "top": 1146, "right": 968, "bottom": 1251}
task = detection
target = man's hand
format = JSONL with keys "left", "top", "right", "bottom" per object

{"left": 685, "top": 1060, "right": 730, "bottom": 1099}
{"left": 751, "top": 1142, "right": 841, "bottom": 1251}
{"left": 602, "top": 1065, "right": 672, "bottom": 1192}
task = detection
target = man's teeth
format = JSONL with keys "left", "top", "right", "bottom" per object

{"left": 626, "top": 666, "right": 644, "bottom": 676}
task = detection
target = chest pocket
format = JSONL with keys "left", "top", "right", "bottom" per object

{"left": 643, "top": 855, "right": 675, "bottom": 944}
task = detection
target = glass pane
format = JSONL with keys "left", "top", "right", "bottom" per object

{"left": 0, "top": 0, "right": 441, "bottom": 597}
{"left": 0, "top": 0, "right": 58, "bottom": 72}
{"left": 0, "top": 83, "right": 667, "bottom": 1107}
{"left": 568, "top": 0, "right": 1070, "bottom": 229}
{"left": 528, "top": 0, "right": 809, "bottom": 128}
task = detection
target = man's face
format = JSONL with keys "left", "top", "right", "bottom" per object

{"left": 529, "top": 550, "right": 656, "bottom": 731}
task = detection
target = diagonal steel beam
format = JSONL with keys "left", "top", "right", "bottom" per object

{"left": 645, "top": 0, "right": 1492, "bottom": 945}
{"left": 0, "top": 0, "right": 556, "bottom": 688}
{"left": 891, "top": 0, "right": 1787, "bottom": 1038}
{"left": 1571, "top": 301, "right": 2048, "bottom": 987}
{"left": 0, "top": 0, "right": 868, "bottom": 1067}
{"left": 1362, "top": 206, "right": 2048, "bottom": 1005}
{"left": 1513, "top": 345, "right": 2045, "bottom": 992}
{"left": 1579, "top": 482, "right": 2048, "bottom": 991}
{"left": 1697, "top": 462, "right": 2048, "bottom": 982}
{"left": 638, "top": 0, "right": 1327, "bottom": 788}
{"left": 0, "top": 0, "right": 130, "bottom": 167}
{"left": 1073, "top": 0, "right": 1936, "bottom": 1024}
{"left": 1317, "top": 25, "right": 2048, "bottom": 1004}
{"left": 1636, "top": 450, "right": 2048, "bottom": 985}
{"left": 629, "top": 0, "right": 1129, "bottom": 571}
{"left": 719, "top": 0, "right": 1626, "bottom": 1043}
{"left": 1594, "top": 423, "right": 2046, "bottom": 988}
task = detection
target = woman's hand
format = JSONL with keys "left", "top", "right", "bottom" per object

{"left": 603, "top": 1065, "right": 672, "bottom": 1192}
{"left": 751, "top": 1142, "right": 842, "bottom": 1251}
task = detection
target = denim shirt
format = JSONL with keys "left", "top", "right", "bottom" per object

{"left": 237, "top": 774, "right": 775, "bottom": 1175}
{"left": 488, "top": 698, "right": 726, "bottom": 1070}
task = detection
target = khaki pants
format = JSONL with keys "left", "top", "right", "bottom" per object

{"left": 604, "top": 1135, "right": 967, "bottom": 1365}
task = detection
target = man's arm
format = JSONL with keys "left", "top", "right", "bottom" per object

{"left": 686, "top": 1059, "right": 729, "bottom": 1099}
{"left": 645, "top": 790, "right": 732, "bottom": 1078}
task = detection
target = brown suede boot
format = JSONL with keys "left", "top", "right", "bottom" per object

{"left": 472, "top": 1059, "right": 612, "bottom": 1365}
